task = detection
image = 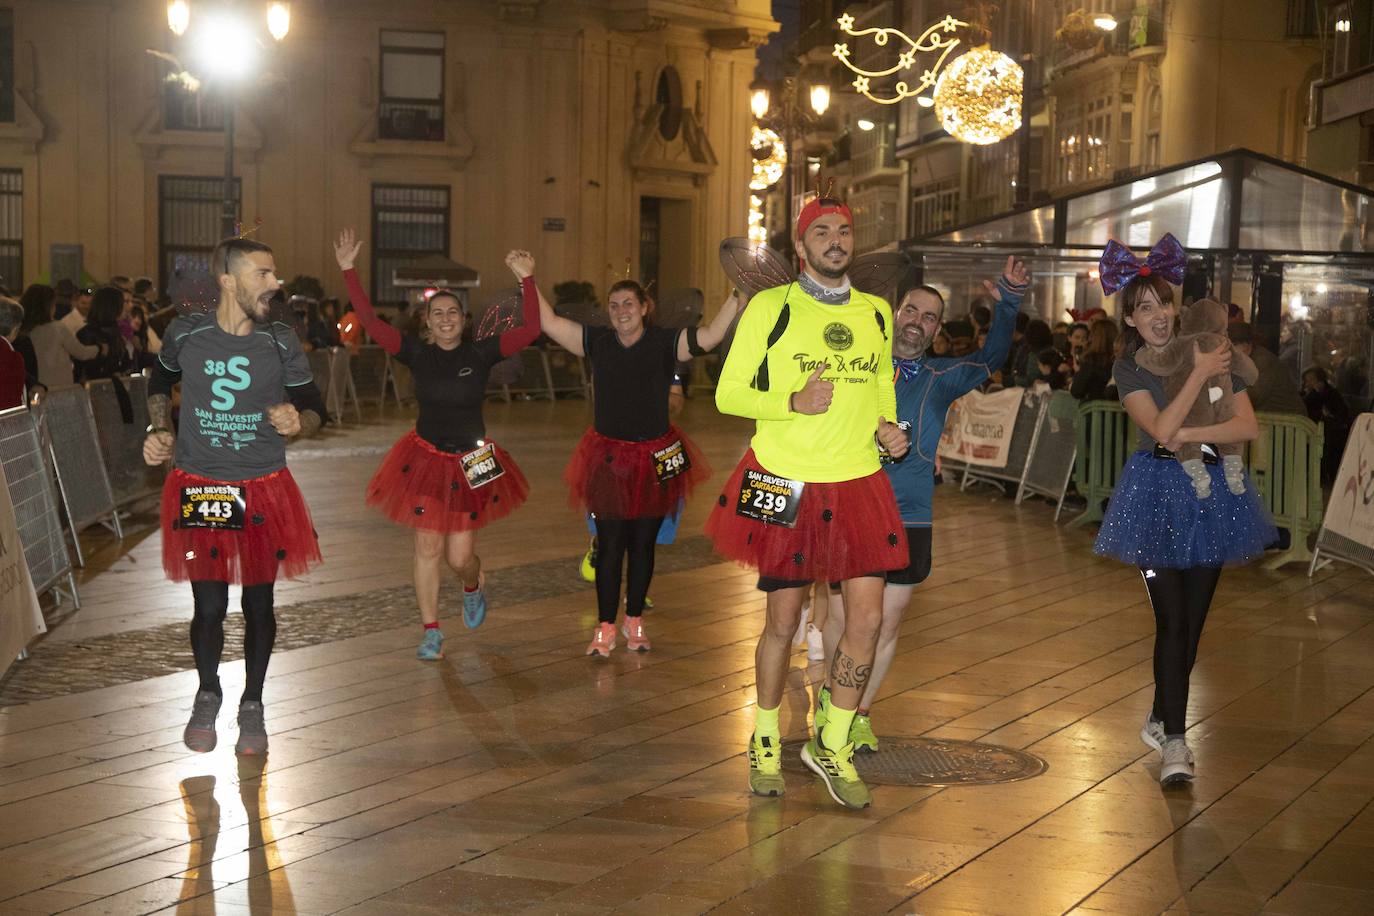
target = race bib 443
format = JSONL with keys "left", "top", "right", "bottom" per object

{"left": 179, "top": 484, "right": 246, "bottom": 530}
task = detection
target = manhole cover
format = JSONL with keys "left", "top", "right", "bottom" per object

{"left": 779, "top": 737, "right": 1048, "bottom": 786}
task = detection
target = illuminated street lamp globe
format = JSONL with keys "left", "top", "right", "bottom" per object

{"left": 933, "top": 47, "right": 1023, "bottom": 146}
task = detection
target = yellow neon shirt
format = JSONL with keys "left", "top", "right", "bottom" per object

{"left": 716, "top": 282, "right": 896, "bottom": 483}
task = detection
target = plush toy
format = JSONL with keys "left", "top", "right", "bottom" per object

{"left": 1133, "top": 298, "right": 1258, "bottom": 499}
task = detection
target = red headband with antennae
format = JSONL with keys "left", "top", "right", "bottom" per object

{"left": 795, "top": 178, "right": 852, "bottom": 239}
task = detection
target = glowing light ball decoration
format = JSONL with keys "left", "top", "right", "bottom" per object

{"left": 933, "top": 48, "right": 1023, "bottom": 145}
{"left": 749, "top": 125, "right": 787, "bottom": 190}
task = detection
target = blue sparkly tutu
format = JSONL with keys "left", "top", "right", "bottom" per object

{"left": 1093, "top": 451, "right": 1278, "bottom": 569}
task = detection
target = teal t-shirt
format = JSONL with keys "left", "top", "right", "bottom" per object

{"left": 159, "top": 313, "right": 313, "bottom": 480}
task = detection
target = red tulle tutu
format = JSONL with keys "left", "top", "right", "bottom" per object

{"left": 161, "top": 467, "right": 321, "bottom": 586}
{"left": 365, "top": 430, "right": 528, "bottom": 532}
{"left": 705, "top": 449, "right": 908, "bottom": 581}
{"left": 564, "top": 426, "right": 710, "bottom": 520}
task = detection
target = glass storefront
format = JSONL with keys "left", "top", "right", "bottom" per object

{"left": 905, "top": 149, "right": 1374, "bottom": 409}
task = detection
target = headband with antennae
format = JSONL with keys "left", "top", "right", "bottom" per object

{"left": 233, "top": 216, "right": 265, "bottom": 241}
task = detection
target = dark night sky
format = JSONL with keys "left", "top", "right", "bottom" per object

{"left": 756, "top": 0, "right": 801, "bottom": 81}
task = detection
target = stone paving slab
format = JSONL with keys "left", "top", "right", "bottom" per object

{"left": 0, "top": 536, "right": 725, "bottom": 707}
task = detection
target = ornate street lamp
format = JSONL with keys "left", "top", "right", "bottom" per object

{"left": 163, "top": 1, "right": 290, "bottom": 237}
{"left": 751, "top": 71, "right": 833, "bottom": 253}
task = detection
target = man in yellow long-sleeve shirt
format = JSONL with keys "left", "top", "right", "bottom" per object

{"left": 706, "top": 195, "right": 910, "bottom": 809}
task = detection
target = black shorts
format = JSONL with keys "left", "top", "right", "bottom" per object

{"left": 756, "top": 526, "right": 931, "bottom": 592}
{"left": 756, "top": 572, "right": 883, "bottom": 593}
{"left": 886, "top": 526, "right": 932, "bottom": 586}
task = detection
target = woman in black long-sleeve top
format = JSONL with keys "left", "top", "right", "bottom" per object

{"left": 77, "top": 287, "right": 136, "bottom": 381}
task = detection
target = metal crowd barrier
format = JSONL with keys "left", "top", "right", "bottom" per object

{"left": 350, "top": 345, "right": 403, "bottom": 416}
{"left": 1067, "top": 402, "right": 1137, "bottom": 528}
{"left": 487, "top": 354, "right": 525, "bottom": 404}
{"left": 36, "top": 386, "right": 122, "bottom": 567}
{"left": 958, "top": 394, "right": 1046, "bottom": 493}
{"left": 310, "top": 347, "right": 362, "bottom": 423}
{"left": 331, "top": 348, "right": 362, "bottom": 422}
{"left": 0, "top": 406, "right": 78, "bottom": 607}
{"left": 308, "top": 348, "right": 332, "bottom": 415}
{"left": 1016, "top": 391, "right": 1079, "bottom": 521}
{"left": 1248, "top": 412, "right": 1324, "bottom": 570}
{"left": 544, "top": 344, "right": 588, "bottom": 398}
{"left": 87, "top": 376, "right": 164, "bottom": 508}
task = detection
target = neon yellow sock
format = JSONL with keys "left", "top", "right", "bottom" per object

{"left": 755, "top": 704, "right": 780, "bottom": 738}
{"left": 822, "top": 704, "right": 856, "bottom": 752}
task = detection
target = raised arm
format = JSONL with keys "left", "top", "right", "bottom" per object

{"left": 531, "top": 281, "right": 584, "bottom": 356}
{"left": 500, "top": 250, "right": 543, "bottom": 357}
{"left": 935, "top": 256, "right": 1028, "bottom": 399}
{"left": 333, "top": 229, "right": 403, "bottom": 355}
{"left": 676, "top": 292, "right": 744, "bottom": 362}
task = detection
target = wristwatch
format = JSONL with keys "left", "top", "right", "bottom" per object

{"left": 145, "top": 424, "right": 170, "bottom": 435}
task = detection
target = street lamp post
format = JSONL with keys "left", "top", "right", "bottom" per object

{"left": 752, "top": 72, "right": 831, "bottom": 255}
{"left": 165, "top": 1, "right": 290, "bottom": 239}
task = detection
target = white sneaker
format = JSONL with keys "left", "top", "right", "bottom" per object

{"left": 1160, "top": 737, "right": 1194, "bottom": 785}
{"left": 1140, "top": 713, "right": 1166, "bottom": 752}
{"left": 806, "top": 624, "right": 826, "bottom": 662}
{"left": 793, "top": 605, "right": 811, "bottom": 647}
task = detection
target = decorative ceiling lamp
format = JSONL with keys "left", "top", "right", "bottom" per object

{"left": 932, "top": 47, "right": 1023, "bottom": 145}
{"left": 832, "top": 12, "right": 968, "bottom": 105}
{"left": 749, "top": 125, "right": 787, "bottom": 190}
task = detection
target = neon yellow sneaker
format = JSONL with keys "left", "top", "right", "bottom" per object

{"left": 850, "top": 713, "right": 878, "bottom": 753}
{"left": 801, "top": 737, "right": 871, "bottom": 810}
{"left": 748, "top": 732, "right": 785, "bottom": 797}
{"left": 813, "top": 684, "right": 831, "bottom": 738}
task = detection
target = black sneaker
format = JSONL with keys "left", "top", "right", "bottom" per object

{"left": 234, "top": 701, "right": 268, "bottom": 756}
{"left": 184, "top": 689, "right": 222, "bottom": 753}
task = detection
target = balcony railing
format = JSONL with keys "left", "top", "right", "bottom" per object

{"left": 850, "top": 185, "right": 899, "bottom": 252}
{"left": 910, "top": 182, "right": 961, "bottom": 238}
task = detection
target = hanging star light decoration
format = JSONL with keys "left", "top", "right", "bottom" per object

{"left": 933, "top": 47, "right": 1023, "bottom": 145}
{"left": 833, "top": 11, "right": 968, "bottom": 105}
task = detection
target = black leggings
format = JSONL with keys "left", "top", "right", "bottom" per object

{"left": 190, "top": 581, "right": 277, "bottom": 703}
{"left": 595, "top": 516, "right": 664, "bottom": 623}
{"left": 1141, "top": 565, "right": 1222, "bottom": 736}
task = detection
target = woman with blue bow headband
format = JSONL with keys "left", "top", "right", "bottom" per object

{"left": 1092, "top": 233, "right": 1277, "bottom": 787}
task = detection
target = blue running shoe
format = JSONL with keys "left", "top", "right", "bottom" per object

{"left": 462, "top": 588, "right": 488, "bottom": 629}
{"left": 416, "top": 628, "right": 445, "bottom": 660}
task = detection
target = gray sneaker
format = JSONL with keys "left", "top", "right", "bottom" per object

{"left": 1140, "top": 713, "right": 1166, "bottom": 752}
{"left": 234, "top": 701, "right": 268, "bottom": 757}
{"left": 1160, "top": 737, "right": 1194, "bottom": 785}
{"left": 184, "top": 690, "right": 222, "bottom": 753}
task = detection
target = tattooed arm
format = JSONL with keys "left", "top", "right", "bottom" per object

{"left": 143, "top": 360, "right": 179, "bottom": 466}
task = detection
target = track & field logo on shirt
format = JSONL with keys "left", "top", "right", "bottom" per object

{"left": 206, "top": 356, "right": 252, "bottom": 410}
{"left": 823, "top": 322, "right": 854, "bottom": 351}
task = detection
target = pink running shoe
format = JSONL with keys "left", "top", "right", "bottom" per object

{"left": 621, "top": 616, "right": 651, "bottom": 652}
{"left": 586, "top": 622, "right": 617, "bottom": 658}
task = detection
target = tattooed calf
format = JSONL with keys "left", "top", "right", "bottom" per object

{"left": 831, "top": 647, "right": 873, "bottom": 690}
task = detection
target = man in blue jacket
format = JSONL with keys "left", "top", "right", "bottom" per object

{"left": 816, "top": 255, "right": 1028, "bottom": 751}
